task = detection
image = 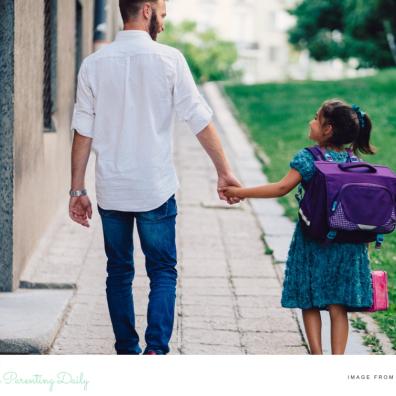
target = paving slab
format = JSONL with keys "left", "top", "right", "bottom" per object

{"left": 257, "top": 215, "right": 296, "bottom": 237}
{"left": 242, "top": 331, "right": 307, "bottom": 355}
{"left": 236, "top": 295, "right": 283, "bottom": 308}
{"left": 238, "top": 316, "right": 300, "bottom": 333}
{"left": 181, "top": 344, "right": 244, "bottom": 355}
{"left": 249, "top": 198, "right": 285, "bottom": 217}
{"left": 181, "top": 317, "right": 239, "bottom": 332}
{"left": 182, "top": 328, "right": 241, "bottom": 347}
{"left": 182, "top": 304, "right": 236, "bottom": 318}
{"left": 261, "top": 235, "right": 292, "bottom": 263}
{"left": 228, "top": 258, "right": 277, "bottom": 278}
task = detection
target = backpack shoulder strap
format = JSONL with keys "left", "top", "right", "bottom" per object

{"left": 304, "top": 145, "right": 326, "bottom": 161}
{"left": 345, "top": 147, "right": 360, "bottom": 162}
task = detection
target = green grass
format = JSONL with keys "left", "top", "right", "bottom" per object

{"left": 351, "top": 317, "right": 367, "bottom": 331}
{"left": 363, "top": 334, "right": 385, "bottom": 354}
{"left": 224, "top": 69, "right": 396, "bottom": 350}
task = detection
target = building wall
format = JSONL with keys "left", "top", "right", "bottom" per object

{"left": 0, "top": 0, "right": 15, "bottom": 291}
{"left": 252, "top": 0, "right": 294, "bottom": 82}
{"left": 11, "top": 0, "right": 94, "bottom": 291}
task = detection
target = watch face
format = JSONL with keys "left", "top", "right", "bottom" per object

{"left": 70, "top": 189, "right": 87, "bottom": 197}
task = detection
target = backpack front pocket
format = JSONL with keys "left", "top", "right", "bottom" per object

{"left": 329, "top": 183, "right": 396, "bottom": 233}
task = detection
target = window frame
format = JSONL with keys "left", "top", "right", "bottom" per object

{"left": 43, "top": 0, "right": 58, "bottom": 132}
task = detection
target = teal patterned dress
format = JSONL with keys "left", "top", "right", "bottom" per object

{"left": 281, "top": 149, "right": 373, "bottom": 311}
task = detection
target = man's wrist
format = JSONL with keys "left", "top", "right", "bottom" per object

{"left": 217, "top": 168, "right": 232, "bottom": 178}
{"left": 69, "top": 188, "right": 87, "bottom": 197}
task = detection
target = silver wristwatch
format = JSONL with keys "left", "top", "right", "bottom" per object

{"left": 69, "top": 188, "right": 87, "bottom": 197}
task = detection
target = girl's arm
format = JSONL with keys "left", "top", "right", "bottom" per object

{"left": 222, "top": 169, "right": 302, "bottom": 199}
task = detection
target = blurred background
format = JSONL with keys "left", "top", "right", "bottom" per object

{"left": 163, "top": 0, "right": 395, "bottom": 83}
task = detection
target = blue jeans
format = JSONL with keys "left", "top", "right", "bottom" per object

{"left": 97, "top": 195, "right": 177, "bottom": 355}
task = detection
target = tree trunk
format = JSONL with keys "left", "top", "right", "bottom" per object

{"left": 383, "top": 20, "right": 396, "bottom": 65}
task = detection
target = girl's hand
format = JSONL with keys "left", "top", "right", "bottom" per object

{"left": 221, "top": 186, "right": 245, "bottom": 199}
{"left": 217, "top": 172, "right": 243, "bottom": 205}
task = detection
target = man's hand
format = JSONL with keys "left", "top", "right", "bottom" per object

{"left": 69, "top": 195, "right": 92, "bottom": 227}
{"left": 217, "top": 173, "right": 243, "bottom": 205}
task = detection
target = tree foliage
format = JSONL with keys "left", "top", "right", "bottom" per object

{"left": 159, "top": 21, "right": 241, "bottom": 83}
{"left": 288, "top": 0, "right": 396, "bottom": 68}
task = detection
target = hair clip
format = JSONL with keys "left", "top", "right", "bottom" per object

{"left": 352, "top": 104, "right": 366, "bottom": 129}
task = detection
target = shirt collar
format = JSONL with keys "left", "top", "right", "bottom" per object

{"left": 115, "top": 30, "right": 152, "bottom": 42}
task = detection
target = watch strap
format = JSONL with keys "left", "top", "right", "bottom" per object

{"left": 69, "top": 188, "right": 87, "bottom": 197}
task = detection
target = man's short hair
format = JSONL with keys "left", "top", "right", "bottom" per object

{"left": 119, "top": 0, "right": 158, "bottom": 23}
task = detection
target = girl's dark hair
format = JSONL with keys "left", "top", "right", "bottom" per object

{"left": 119, "top": 0, "right": 158, "bottom": 23}
{"left": 319, "top": 99, "right": 375, "bottom": 155}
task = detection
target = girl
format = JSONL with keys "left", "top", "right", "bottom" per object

{"left": 222, "top": 99, "right": 375, "bottom": 355}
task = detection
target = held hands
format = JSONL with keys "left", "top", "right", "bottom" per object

{"left": 220, "top": 186, "right": 245, "bottom": 199}
{"left": 217, "top": 172, "right": 244, "bottom": 204}
{"left": 69, "top": 195, "right": 92, "bottom": 227}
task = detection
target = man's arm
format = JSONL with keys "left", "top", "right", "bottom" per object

{"left": 71, "top": 131, "right": 92, "bottom": 190}
{"left": 196, "top": 122, "right": 242, "bottom": 203}
{"left": 172, "top": 51, "right": 242, "bottom": 203}
{"left": 69, "top": 131, "right": 93, "bottom": 227}
{"left": 69, "top": 59, "right": 95, "bottom": 227}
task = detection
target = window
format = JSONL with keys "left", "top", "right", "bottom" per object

{"left": 233, "top": 3, "right": 255, "bottom": 44}
{"left": 199, "top": 0, "right": 217, "bottom": 31}
{"left": 269, "top": 46, "right": 279, "bottom": 63}
{"left": 43, "top": 0, "right": 57, "bottom": 131}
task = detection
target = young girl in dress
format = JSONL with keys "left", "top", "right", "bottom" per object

{"left": 222, "top": 99, "right": 375, "bottom": 355}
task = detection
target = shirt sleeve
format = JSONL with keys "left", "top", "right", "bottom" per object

{"left": 290, "top": 149, "right": 316, "bottom": 182}
{"left": 70, "top": 60, "right": 95, "bottom": 138}
{"left": 173, "top": 50, "right": 213, "bottom": 135}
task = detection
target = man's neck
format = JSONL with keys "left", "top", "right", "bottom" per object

{"left": 123, "top": 22, "right": 147, "bottom": 32}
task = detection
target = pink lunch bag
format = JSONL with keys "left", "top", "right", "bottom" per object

{"left": 364, "top": 270, "right": 389, "bottom": 312}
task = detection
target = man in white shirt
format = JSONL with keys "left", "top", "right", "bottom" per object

{"left": 69, "top": 0, "right": 241, "bottom": 355}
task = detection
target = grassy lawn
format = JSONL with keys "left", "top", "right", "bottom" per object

{"left": 224, "top": 69, "right": 396, "bottom": 350}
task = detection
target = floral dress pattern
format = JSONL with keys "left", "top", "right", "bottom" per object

{"left": 281, "top": 149, "right": 373, "bottom": 311}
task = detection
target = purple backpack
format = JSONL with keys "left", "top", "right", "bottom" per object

{"left": 297, "top": 146, "right": 396, "bottom": 247}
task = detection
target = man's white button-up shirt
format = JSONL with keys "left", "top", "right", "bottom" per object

{"left": 71, "top": 30, "right": 213, "bottom": 211}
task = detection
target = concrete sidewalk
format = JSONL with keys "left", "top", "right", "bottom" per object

{"left": 1, "top": 83, "right": 387, "bottom": 355}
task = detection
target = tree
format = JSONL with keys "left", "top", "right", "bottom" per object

{"left": 159, "top": 21, "right": 241, "bottom": 83}
{"left": 288, "top": 0, "right": 396, "bottom": 69}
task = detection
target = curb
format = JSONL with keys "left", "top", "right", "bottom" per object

{"left": 0, "top": 289, "right": 74, "bottom": 354}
